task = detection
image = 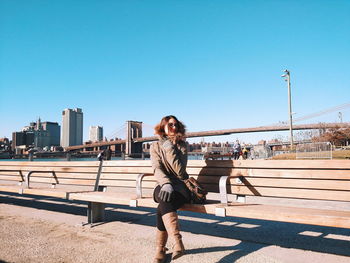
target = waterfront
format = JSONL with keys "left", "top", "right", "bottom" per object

{"left": 0, "top": 154, "right": 205, "bottom": 162}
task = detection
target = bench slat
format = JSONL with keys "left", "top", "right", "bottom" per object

{"left": 101, "top": 173, "right": 150, "bottom": 180}
{"left": 26, "top": 172, "right": 99, "bottom": 179}
{"left": 22, "top": 188, "right": 72, "bottom": 198}
{"left": 187, "top": 160, "right": 350, "bottom": 169}
{"left": 230, "top": 185, "right": 350, "bottom": 202}
{"left": 68, "top": 192, "right": 136, "bottom": 205}
{"left": 0, "top": 185, "right": 23, "bottom": 193}
{"left": 0, "top": 166, "right": 100, "bottom": 173}
{"left": 0, "top": 161, "right": 101, "bottom": 167}
{"left": 248, "top": 169, "right": 350, "bottom": 179}
{"left": 231, "top": 177, "right": 350, "bottom": 191}
{"left": 222, "top": 203, "right": 350, "bottom": 229}
{"left": 0, "top": 175, "right": 24, "bottom": 182}
{"left": 0, "top": 171, "right": 24, "bottom": 176}
{"left": 102, "top": 167, "right": 153, "bottom": 173}
{"left": 28, "top": 177, "right": 96, "bottom": 186}
{"left": 99, "top": 179, "right": 154, "bottom": 188}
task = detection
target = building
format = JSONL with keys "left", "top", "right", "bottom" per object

{"left": 33, "top": 129, "right": 50, "bottom": 148}
{"left": 61, "top": 108, "right": 83, "bottom": 147}
{"left": 42, "top": 122, "right": 60, "bottom": 146}
{"left": 89, "top": 126, "right": 103, "bottom": 142}
{"left": 0, "top": 137, "right": 11, "bottom": 158}
{"left": 12, "top": 132, "right": 27, "bottom": 149}
{"left": 23, "top": 118, "right": 60, "bottom": 148}
{"left": 11, "top": 131, "right": 35, "bottom": 154}
{"left": 12, "top": 118, "right": 61, "bottom": 150}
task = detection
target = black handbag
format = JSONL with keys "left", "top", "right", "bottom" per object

{"left": 184, "top": 177, "right": 208, "bottom": 204}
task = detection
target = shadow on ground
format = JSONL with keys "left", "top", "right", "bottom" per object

{"left": 1, "top": 192, "right": 350, "bottom": 262}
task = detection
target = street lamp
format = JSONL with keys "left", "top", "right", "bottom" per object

{"left": 281, "top": 69, "right": 294, "bottom": 149}
{"left": 338, "top": 112, "right": 343, "bottom": 123}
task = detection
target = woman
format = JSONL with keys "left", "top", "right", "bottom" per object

{"left": 150, "top": 115, "right": 190, "bottom": 262}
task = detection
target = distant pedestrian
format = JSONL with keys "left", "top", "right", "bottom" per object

{"left": 97, "top": 151, "right": 104, "bottom": 161}
{"left": 105, "top": 147, "right": 112, "bottom": 160}
{"left": 242, "top": 146, "right": 249, "bottom": 160}
{"left": 233, "top": 140, "right": 241, "bottom": 160}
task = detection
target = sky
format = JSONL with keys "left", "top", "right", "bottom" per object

{"left": 1, "top": 0, "right": 350, "bottom": 144}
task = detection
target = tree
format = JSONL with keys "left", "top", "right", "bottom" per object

{"left": 312, "top": 128, "right": 350, "bottom": 146}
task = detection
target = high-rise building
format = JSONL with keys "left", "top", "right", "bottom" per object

{"left": 22, "top": 118, "right": 60, "bottom": 148}
{"left": 42, "top": 122, "right": 60, "bottom": 146}
{"left": 33, "top": 129, "right": 50, "bottom": 148}
{"left": 12, "top": 132, "right": 27, "bottom": 149}
{"left": 61, "top": 108, "right": 83, "bottom": 147}
{"left": 89, "top": 126, "right": 103, "bottom": 142}
{"left": 12, "top": 118, "right": 61, "bottom": 150}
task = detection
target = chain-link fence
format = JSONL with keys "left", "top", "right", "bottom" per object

{"left": 296, "top": 142, "right": 333, "bottom": 159}
{"left": 250, "top": 145, "right": 273, "bottom": 159}
{"left": 201, "top": 146, "right": 232, "bottom": 154}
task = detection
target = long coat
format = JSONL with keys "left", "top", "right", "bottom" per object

{"left": 150, "top": 136, "right": 190, "bottom": 201}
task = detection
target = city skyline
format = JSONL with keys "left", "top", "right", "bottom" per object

{"left": 1, "top": 1, "right": 350, "bottom": 144}
{"left": 7, "top": 107, "right": 349, "bottom": 146}
{"left": 2, "top": 103, "right": 350, "bottom": 145}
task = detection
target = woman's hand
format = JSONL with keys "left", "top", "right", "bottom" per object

{"left": 158, "top": 183, "right": 174, "bottom": 202}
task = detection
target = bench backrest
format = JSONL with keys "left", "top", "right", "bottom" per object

{"left": 1, "top": 160, "right": 350, "bottom": 202}
{"left": 100, "top": 160, "right": 350, "bottom": 202}
{"left": 201, "top": 159, "right": 350, "bottom": 202}
{"left": 0, "top": 161, "right": 101, "bottom": 188}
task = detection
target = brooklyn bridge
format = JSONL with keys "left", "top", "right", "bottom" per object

{"left": 66, "top": 121, "right": 350, "bottom": 157}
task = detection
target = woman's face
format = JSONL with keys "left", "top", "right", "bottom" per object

{"left": 164, "top": 118, "right": 178, "bottom": 137}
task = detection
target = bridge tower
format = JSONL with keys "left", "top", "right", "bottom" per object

{"left": 125, "top": 121, "right": 143, "bottom": 157}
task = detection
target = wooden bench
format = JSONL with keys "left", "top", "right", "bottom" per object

{"left": 0, "top": 160, "right": 350, "bottom": 228}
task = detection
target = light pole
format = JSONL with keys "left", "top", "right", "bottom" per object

{"left": 338, "top": 112, "right": 343, "bottom": 123}
{"left": 281, "top": 70, "right": 294, "bottom": 149}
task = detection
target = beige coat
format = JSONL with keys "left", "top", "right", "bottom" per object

{"left": 150, "top": 136, "right": 190, "bottom": 201}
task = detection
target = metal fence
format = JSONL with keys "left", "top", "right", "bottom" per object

{"left": 201, "top": 146, "right": 232, "bottom": 154}
{"left": 250, "top": 145, "right": 273, "bottom": 159}
{"left": 296, "top": 142, "right": 333, "bottom": 159}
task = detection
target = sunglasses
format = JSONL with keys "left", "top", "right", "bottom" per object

{"left": 168, "top": 123, "right": 178, "bottom": 128}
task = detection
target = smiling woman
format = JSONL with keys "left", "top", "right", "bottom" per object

{"left": 150, "top": 115, "right": 190, "bottom": 262}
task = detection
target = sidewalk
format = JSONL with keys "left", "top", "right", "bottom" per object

{"left": 0, "top": 193, "right": 349, "bottom": 263}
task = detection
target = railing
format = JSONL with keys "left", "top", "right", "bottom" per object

{"left": 250, "top": 145, "right": 273, "bottom": 159}
{"left": 296, "top": 142, "right": 333, "bottom": 159}
{"left": 201, "top": 146, "right": 233, "bottom": 154}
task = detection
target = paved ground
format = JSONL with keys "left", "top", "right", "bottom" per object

{"left": 0, "top": 193, "right": 350, "bottom": 263}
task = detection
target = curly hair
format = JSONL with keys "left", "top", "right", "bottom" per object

{"left": 154, "top": 115, "right": 186, "bottom": 142}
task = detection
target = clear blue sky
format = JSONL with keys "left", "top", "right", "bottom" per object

{"left": 1, "top": 0, "right": 349, "bottom": 144}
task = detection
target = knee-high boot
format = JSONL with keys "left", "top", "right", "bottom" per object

{"left": 162, "top": 212, "right": 185, "bottom": 260}
{"left": 154, "top": 230, "right": 168, "bottom": 263}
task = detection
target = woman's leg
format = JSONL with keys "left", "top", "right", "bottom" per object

{"left": 153, "top": 186, "right": 167, "bottom": 263}
{"left": 154, "top": 186, "right": 187, "bottom": 260}
{"left": 162, "top": 211, "right": 185, "bottom": 259}
{"left": 154, "top": 186, "right": 188, "bottom": 230}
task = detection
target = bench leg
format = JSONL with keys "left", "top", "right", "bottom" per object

{"left": 236, "top": 195, "right": 246, "bottom": 203}
{"left": 87, "top": 202, "right": 105, "bottom": 224}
